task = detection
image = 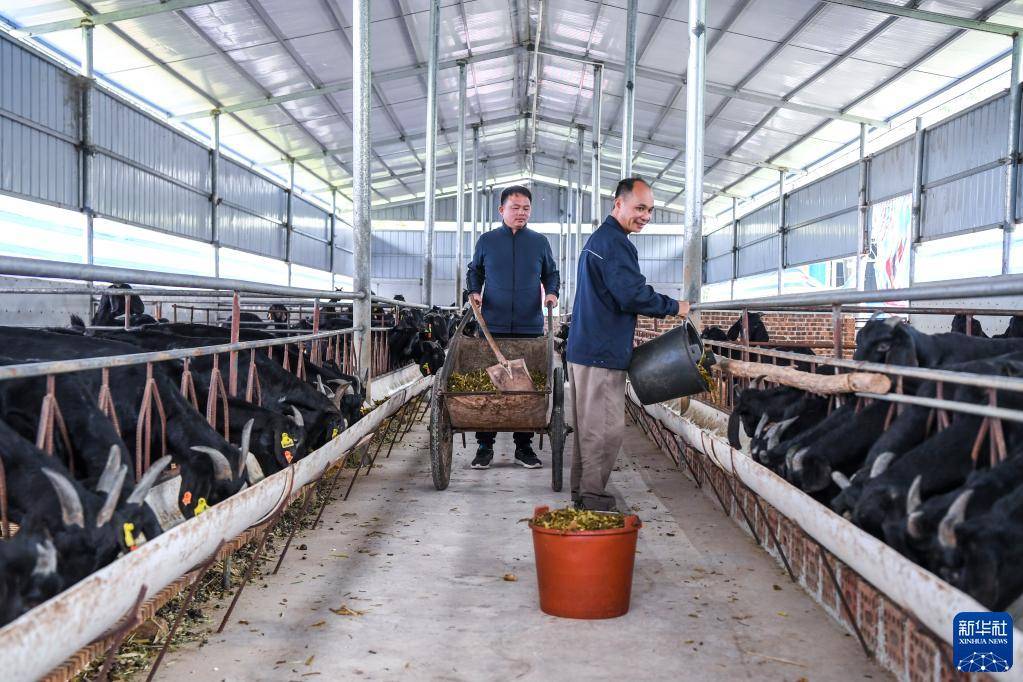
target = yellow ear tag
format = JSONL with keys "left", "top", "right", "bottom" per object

{"left": 421, "top": 363, "right": 430, "bottom": 374}
{"left": 193, "top": 497, "right": 209, "bottom": 516}
{"left": 122, "top": 522, "right": 136, "bottom": 549}
{"left": 281, "top": 432, "right": 295, "bottom": 448}
{"left": 181, "top": 491, "right": 192, "bottom": 506}
{"left": 331, "top": 427, "right": 340, "bottom": 440}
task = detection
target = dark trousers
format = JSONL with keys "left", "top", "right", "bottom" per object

{"left": 476, "top": 332, "right": 539, "bottom": 449}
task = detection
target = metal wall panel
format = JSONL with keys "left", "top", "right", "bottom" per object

{"left": 87, "top": 91, "right": 210, "bottom": 238}
{"left": 705, "top": 253, "right": 734, "bottom": 283}
{"left": 705, "top": 224, "right": 733, "bottom": 259}
{"left": 785, "top": 166, "right": 858, "bottom": 227}
{"left": 219, "top": 158, "right": 286, "bottom": 224}
{"left": 785, "top": 215, "right": 858, "bottom": 266}
{"left": 924, "top": 94, "right": 1008, "bottom": 183}
{"left": 218, "top": 205, "right": 285, "bottom": 258}
{"left": 922, "top": 166, "right": 1005, "bottom": 239}
{"left": 737, "top": 236, "right": 779, "bottom": 277}
{"left": 292, "top": 196, "right": 329, "bottom": 241}
{"left": 869, "top": 138, "right": 915, "bottom": 202}
{"left": 0, "top": 36, "right": 78, "bottom": 139}
{"left": 737, "top": 201, "right": 778, "bottom": 246}
{"left": 0, "top": 35, "right": 79, "bottom": 209}
{"left": 91, "top": 153, "right": 210, "bottom": 240}
{"left": 290, "top": 232, "right": 329, "bottom": 271}
{"left": 333, "top": 224, "right": 354, "bottom": 276}
{"left": 0, "top": 116, "right": 79, "bottom": 208}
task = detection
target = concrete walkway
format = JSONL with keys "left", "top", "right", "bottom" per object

{"left": 153, "top": 407, "right": 889, "bottom": 681}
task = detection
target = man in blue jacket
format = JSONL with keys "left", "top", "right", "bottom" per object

{"left": 466, "top": 185, "right": 560, "bottom": 470}
{"left": 566, "top": 177, "right": 690, "bottom": 511}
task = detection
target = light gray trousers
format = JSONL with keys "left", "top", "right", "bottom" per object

{"left": 568, "top": 361, "right": 627, "bottom": 510}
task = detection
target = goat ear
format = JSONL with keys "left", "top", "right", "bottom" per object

{"left": 886, "top": 325, "right": 919, "bottom": 367}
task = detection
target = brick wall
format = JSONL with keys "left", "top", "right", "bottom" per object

{"left": 634, "top": 311, "right": 857, "bottom": 357}
{"left": 625, "top": 402, "right": 982, "bottom": 682}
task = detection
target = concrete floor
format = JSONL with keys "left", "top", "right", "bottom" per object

{"left": 153, "top": 406, "right": 890, "bottom": 682}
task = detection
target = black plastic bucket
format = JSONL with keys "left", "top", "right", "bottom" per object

{"left": 628, "top": 319, "right": 708, "bottom": 405}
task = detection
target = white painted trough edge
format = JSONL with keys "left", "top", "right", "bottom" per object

{"left": 627, "top": 385, "right": 1023, "bottom": 668}
{"left": 0, "top": 371, "right": 432, "bottom": 682}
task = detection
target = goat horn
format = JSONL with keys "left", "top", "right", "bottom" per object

{"left": 938, "top": 490, "right": 974, "bottom": 550}
{"left": 870, "top": 451, "right": 895, "bottom": 478}
{"left": 238, "top": 419, "right": 254, "bottom": 479}
{"left": 906, "top": 475, "right": 923, "bottom": 516}
{"left": 884, "top": 316, "right": 902, "bottom": 328}
{"left": 96, "top": 445, "right": 122, "bottom": 494}
{"left": 831, "top": 471, "right": 852, "bottom": 490}
{"left": 95, "top": 464, "right": 127, "bottom": 528}
{"left": 190, "top": 446, "right": 233, "bottom": 481}
{"left": 754, "top": 413, "right": 770, "bottom": 439}
{"left": 768, "top": 417, "right": 798, "bottom": 450}
{"left": 42, "top": 469, "right": 85, "bottom": 528}
{"left": 289, "top": 405, "right": 305, "bottom": 428}
{"left": 785, "top": 446, "right": 798, "bottom": 471}
{"left": 126, "top": 456, "right": 172, "bottom": 506}
{"left": 32, "top": 538, "right": 58, "bottom": 577}
{"left": 906, "top": 511, "right": 925, "bottom": 539}
{"left": 868, "top": 310, "right": 885, "bottom": 322}
{"left": 791, "top": 447, "right": 809, "bottom": 472}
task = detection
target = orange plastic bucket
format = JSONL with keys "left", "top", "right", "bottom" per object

{"left": 529, "top": 506, "right": 642, "bottom": 619}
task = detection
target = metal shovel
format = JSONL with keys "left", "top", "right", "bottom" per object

{"left": 469, "top": 297, "right": 534, "bottom": 392}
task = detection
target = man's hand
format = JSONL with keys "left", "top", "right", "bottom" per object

{"left": 544, "top": 294, "right": 558, "bottom": 309}
{"left": 677, "top": 300, "right": 691, "bottom": 316}
{"left": 469, "top": 292, "right": 483, "bottom": 308}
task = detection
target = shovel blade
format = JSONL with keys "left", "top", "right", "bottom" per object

{"left": 486, "top": 358, "right": 534, "bottom": 392}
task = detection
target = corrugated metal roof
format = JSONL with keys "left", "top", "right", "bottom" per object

{"left": 0, "top": 0, "right": 1020, "bottom": 217}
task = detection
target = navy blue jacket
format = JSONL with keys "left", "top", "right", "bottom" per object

{"left": 566, "top": 216, "right": 679, "bottom": 370}
{"left": 466, "top": 224, "right": 560, "bottom": 335}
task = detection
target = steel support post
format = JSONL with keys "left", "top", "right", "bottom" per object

{"left": 857, "top": 122, "right": 868, "bottom": 290}
{"left": 81, "top": 25, "right": 95, "bottom": 267}
{"left": 559, "top": 185, "right": 567, "bottom": 306}
{"left": 456, "top": 62, "right": 467, "bottom": 304}
{"left": 576, "top": 126, "right": 585, "bottom": 297}
{"left": 286, "top": 160, "right": 295, "bottom": 286}
{"left": 211, "top": 111, "right": 221, "bottom": 277}
{"left": 352, "top": 0, "right": 373, "bottom": 388}
{"left": 1004, "top": 34, "right": 1022, "bottom": 274}
{"left": 591, "top": 64, "right": 603, "bottom": 227}
{"left": 621, "top": 0, "right": 638, "bottom": 178}
{"left": 776, "top": 170, "right": 786, "bottom": 295}
{"left": 730, "top": 197, "right": 738, "bottom": 301}
{"left": 683, "top": 0, "right": 707, "bottom": 310}
{"left": 566, "top": 159, "right": 575, "bottom": 312}
{"left": 422, "top": 0, "right": 441, "bottom": 306}
{"left": 909, "top": 117, "right": 924, "bottom": 284}
{"left": 328, "top": 188, "right": 337, "bottom": 276}
{"left": 471, "top": 124, "right": 480, "bottom": 252}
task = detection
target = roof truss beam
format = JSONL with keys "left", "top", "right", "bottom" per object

{"left": 537, "top": 45, "right": 887, "bottom": 127}
{"left": 15, "top": 0, "right": 229, "bottom": 36}
{"left": 821, "top": 0, "right": 1019, "bottom": 35}
{"left": 172, "top": 45, "right": 518, "bottom": 122}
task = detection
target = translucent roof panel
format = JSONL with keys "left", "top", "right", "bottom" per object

{"left": 0, "top": 0, "right": 1018, "bottom": 213}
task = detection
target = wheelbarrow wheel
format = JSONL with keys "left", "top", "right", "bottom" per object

{"left": 430, "top": 390, "right": 453, "bottom": 490}
{"left": 548, "top": 366, "right": 565, "bottom": 492}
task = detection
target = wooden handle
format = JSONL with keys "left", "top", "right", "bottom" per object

{"left": 469, "top": 297, "right": 509, "bottom": 367}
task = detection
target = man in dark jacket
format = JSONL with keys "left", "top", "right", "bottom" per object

{"left": 566, "top": 177, "right": 689, "bottom": 511}
{"left": 466, "top": 185, "right": 560, "bottom": 469}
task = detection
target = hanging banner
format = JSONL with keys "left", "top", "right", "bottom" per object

{"left": 868, "top": 194, "right": 911, "bottom": 292}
